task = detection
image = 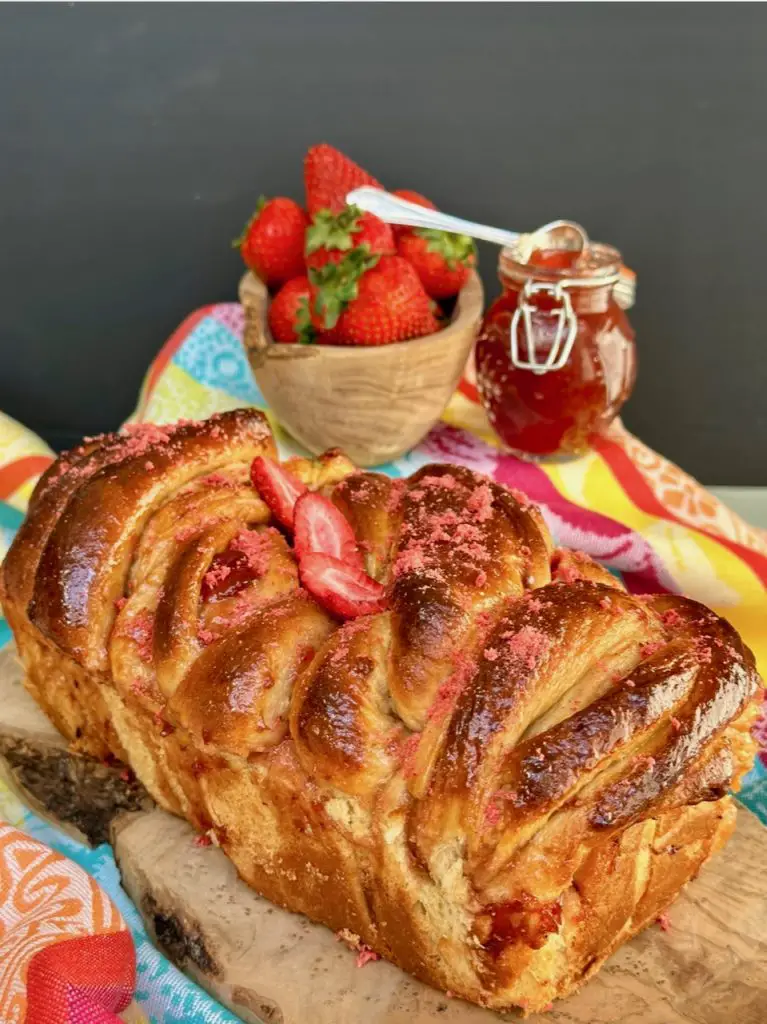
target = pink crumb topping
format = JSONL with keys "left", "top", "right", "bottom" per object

{"left": 599, "top": 596, "right": 613, "bottom": 610}
{"left": 386, "top": 478, "right": 406, "bottom": 513}
{"left": 467, "top": 484, "right": 494, "bottom": 522}
{"left": 230, "top": 529, "right": 275, "bottom": 576}
{"left": 418, "top": 473, "right": 459, "bottom": 491}
{"left": 114, "top": 597, "right": 127, "bottom": 612}
{"left": 175, "top": 515, "right": 225, "bottom": 543}
{"left": 554, "top": 561, "right": 581, "bottom": 584}
{"left": 399, "top": 733, "right": 421, "bottom": 779}
{"left": 175, "top": 523, "right": 200, "bottom": 543}
{"left": 203, "top": 562, "right": 232, "bottom": 592}
{"left": 454, "top": 522, "right": 483, "bottom": 544}
{"left": 485, "top": 789, "right": 517, "bottom": 827}
{"left": 633, "top": 754, "right": 656, "bottom": 769}
{"left": 194, "top": 833, "right": 213, "bottom": 848}
{"left": 670, "top": 716, "right": 682, "bottom": 732}
{"left": 455, "top": 541, "right": 491, "bottom": 563}
{"left": 526, "top": 596, "right": 544, "bottom": 613}
{"left": 198, "top": 627, "right": 217, "bottom": 646}
{"left": 355, "top": 946, "right": 380, "bottom": 968}
{"left": 640, "top": 641, "right": 664, "bottom": 659}
{"left": 200, "top": 472, "right": 233, "bottom": 488}
{"left": 427, "top": 655, "right": 475, "bottom": 723}
{"left": 693, "top": 637, "right": 714, "bottom": 663}
{"left": 503, "top": 626, "right": 549, "bottom": 670}
{"left": 484, "top": 800, "right": 502, "bottom": 826}
{"left": 125, "top": 610, "right": 154, "bottom": 663}
{"left": 145, "top": 460, "right": 155, "bottom": 471}
{"left": 114, "top": 422, "right": 174, "bottom": 460}
{"left": 507, "top": 487, "right": 531, "bottom": 508}
{"left": 327, "top": 619, "right": 369, "bottom": 666}
{"left": 656, "top": 912, "right": 672, "bottom": 932}
{"left": 661, "top": 608, "right": 683, "bottom": 628}
{"left": 393, "top": 546, "right": 428, "bottom": 577}
{"left": 484, "top": 647, "right": 500, "bottom": 662}
{"left": 475, "top": 570, "right": 488, "bottom": 587}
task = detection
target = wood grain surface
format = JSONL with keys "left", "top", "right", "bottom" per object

{"left": 1, "top": 646, "right": 766, "bottom": 1024}
{"left": 239, "top": 271, "right": 484, "bottom": 466}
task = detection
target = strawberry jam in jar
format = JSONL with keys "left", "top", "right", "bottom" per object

{"left": 476, "top": 224, "right": 636, "bottom": 459}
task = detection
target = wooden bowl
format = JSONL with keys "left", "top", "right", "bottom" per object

{"left": 239, "top": 271, "right": 484, "bottom": 466}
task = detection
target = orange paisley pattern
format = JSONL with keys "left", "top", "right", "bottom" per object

{"left": 0, "top": 825, "right": 124, "bottom": 1023}
{"left": 606, "top": 421, "right": 767, "bottom": 555}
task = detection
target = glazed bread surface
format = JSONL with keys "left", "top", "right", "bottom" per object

{"left": 1, "top": 409, "right": 761, "bottom": 1015}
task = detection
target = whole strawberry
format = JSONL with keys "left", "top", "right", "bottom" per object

{"left": 307, "top": 248, "right": 378, "bottom": 341}
{"left": 267, "top": 276, "right": 315, "bottom": 344}
{"left": 391, "top": 189, "right": 437, "bottom": 241}
{"left": 304, "top": 143, "right": 383, "bottom": 215}
{"left": 397, "top": 229, "right": 477, "bottom": 300}
{"left": 333, "top": 254, "right": 439, "bottom": 346}
{"left": 305, "top": 205, "right": 395, "bottom": 271}
{"left": 233, "top": 196, "right": 308, "bottom": 289}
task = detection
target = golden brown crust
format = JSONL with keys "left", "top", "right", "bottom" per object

{"left": 1, "top": 413, "right": 761, "bottom": 1015}
{"left": 28, "top": 410, "right": 275, "bottom": 670}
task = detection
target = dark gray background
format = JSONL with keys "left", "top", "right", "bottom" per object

{"left": 1, "top": 3, "right": 765, "bottom": 482}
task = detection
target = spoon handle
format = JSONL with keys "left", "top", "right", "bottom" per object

{"left": 346, "top": 187, "right": 521, "bottom": 248}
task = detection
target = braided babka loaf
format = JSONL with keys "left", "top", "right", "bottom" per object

{"left": 1, "top": 408, "right": 761, "bottom": 1014}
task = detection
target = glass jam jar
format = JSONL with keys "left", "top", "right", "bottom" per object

{"left": 475, "top": 224, "right": 636, "bottom": 460}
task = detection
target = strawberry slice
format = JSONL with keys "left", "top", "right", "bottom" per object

{"left": 294, "top": 491, "right": 364, "bottom": 569}
{"left": 299, "top": 553, "right": 387, "bottom": 618}
{"left": 250, "top": 456, "right": 307, "bottom": 528}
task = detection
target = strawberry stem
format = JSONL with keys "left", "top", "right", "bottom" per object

{"left": 295, "top": 296, "right": 317, "bottom": 344}
{"left": 415, "top": 228, "right": 477, "bottom": 270}
{"left": 231, "top": 195, "right": 268, "bottom": 249}
{"left": 309, "top": 248, "right": 380, "bottom": 329}
{"left": 305, "top": 205, "right": 363, "bottom": 256}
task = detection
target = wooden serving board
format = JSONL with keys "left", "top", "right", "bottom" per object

{"left": 1, "top": 646, "right": 766, "bottom": 1024}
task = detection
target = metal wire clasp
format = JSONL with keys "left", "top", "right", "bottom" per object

{"left": 509, "top": 280, "right": 578, "bottom": 375}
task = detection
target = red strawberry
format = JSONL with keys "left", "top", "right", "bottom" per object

{"left": 304, "top": 144, "right": 383, "bottom": 215}
{"left": 293, "top": 492, "right": 363, "bottom": 568}
{"left": 267, "top": 276, "right": 316, "bottom": 344}
{"left": 299, "top": 552, "right": 387, "bottom": 618}
{"left": 393, "top": 189, "right": 437, "bottom": 210}
{"left": 250, "top": 457, "right": 307, "bottom": 528}
{"left": 305, "top": 206, "right": 394, "bottom": 271}
{"left": 234, "top": 197, "right": 308, "bottom": 288}
{"left": 397, "top": 229, "right": 476, "bottom": 300}
{"left": 333, "top": 255, "right": 439, "bottom": 345}
{"left": 391, "top": 189, "right": 438, "bottom": 241}
{"left": 307, "top": 248, "right": 381, "bottom": 337}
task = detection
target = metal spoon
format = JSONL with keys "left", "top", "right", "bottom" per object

{"left": 346, "top": 186, "right": 589, "bottom": 258}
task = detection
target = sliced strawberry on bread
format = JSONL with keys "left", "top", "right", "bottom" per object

{"left": 293, "top": 492, "right": 363, "bottom": 569}
{"left": 250, "top": 457, "right": 307, "bottom": 528}
{"left": 299, "top": 552, "right": 387, "bottom": 618}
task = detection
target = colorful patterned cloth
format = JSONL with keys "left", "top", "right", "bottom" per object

{"left": 0, "top": 302, "right": 765, "bottom": 1021}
